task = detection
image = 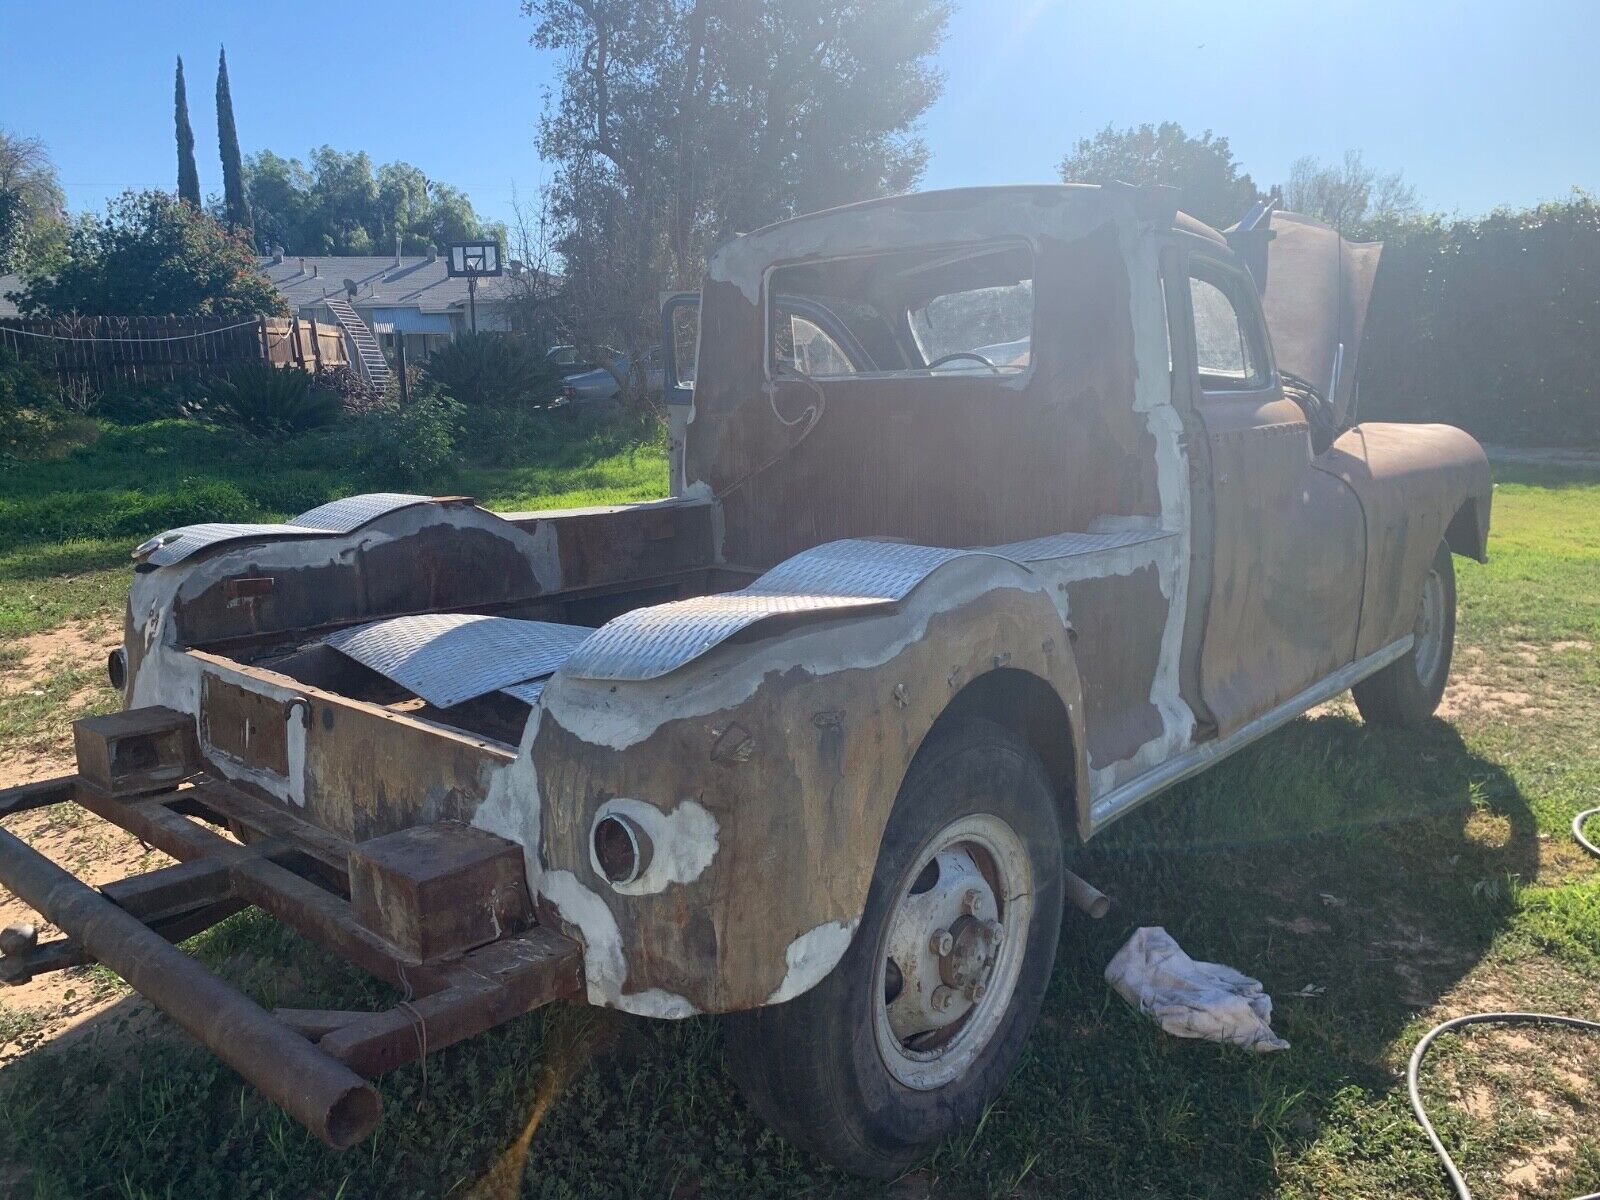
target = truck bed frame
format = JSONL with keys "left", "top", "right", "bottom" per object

{"left": 0, "top": 732, "right": 581, "bottom": 1147}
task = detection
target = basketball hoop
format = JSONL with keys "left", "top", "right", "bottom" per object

{"left": 446, "top": 240, "right": 503, "bottom": 334}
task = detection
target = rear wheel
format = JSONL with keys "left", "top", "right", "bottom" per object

{"left": 1353, "top": 539, "right": 1456, "bottom": 727}
{"left": 725, "top": 719, "right": 1064, "bottom": 1178}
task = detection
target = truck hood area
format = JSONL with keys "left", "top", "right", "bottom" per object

{"left": 1226, "top": 209, "right": 1383, "bottom": 428}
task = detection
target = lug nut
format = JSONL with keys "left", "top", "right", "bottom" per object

{"left": 962, "top": 888, "right": 982, "bottom": 914}
{"left": 931, "top": 985, "right": 957, "bottom": 1013}
{"left": 929, "top": 929, "right": 954, "bottom": 957}
{"left": 968, "top": 981, "right": 987, "bottom": 1003}
{"left": 984, "top": 918, "right": 1005, "bottom": 944}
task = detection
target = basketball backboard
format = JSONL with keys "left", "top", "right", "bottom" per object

{"left": 446, "top": 241, "right": 503, "bottom": 278}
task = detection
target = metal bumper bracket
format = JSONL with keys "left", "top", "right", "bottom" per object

{"left": 0, "top": 761, "right": 581, "bottom": 1149}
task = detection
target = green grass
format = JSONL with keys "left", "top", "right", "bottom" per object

{"left": 0, "top": 459, "right": 1596, "bottom": 1199}
{"left": 0, "top": 416, "right": 669, "bottom": 644}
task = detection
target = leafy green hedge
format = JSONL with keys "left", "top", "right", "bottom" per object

{"left": 1356, "top": 194, "right": 1600, "bottom": 447}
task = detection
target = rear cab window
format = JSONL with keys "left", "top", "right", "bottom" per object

{"left": 767, "top": 241, "right": 1034, "bottom": 380}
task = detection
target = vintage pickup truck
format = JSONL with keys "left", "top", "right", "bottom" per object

{"left": 0, "top": 184, "right": 1490, "bottom": 1176}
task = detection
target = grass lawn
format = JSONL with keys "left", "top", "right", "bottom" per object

{"left": 0, "top": 415, "right": 668, "bottom": 643}
{"left": 0, "top": 437, "right": 1596, "bottom": 1199}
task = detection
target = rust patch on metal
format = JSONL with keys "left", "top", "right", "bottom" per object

{"left": 189, "top": 650, "right": 512, "bottom": 843}
{"left": 200, "top": 673, "right": 292, "bottom": 777}
{"left": 73, "top": 706, "right": 198, "bottom": 795}
{"left": 1318, "top": 422, "right": 1491, "bottom": 657}
{"left": 1064, "top": 565, "right": 1166, "bottom": 769}
{"left": 348, "top": 822, "right": 531, "bottom": 962}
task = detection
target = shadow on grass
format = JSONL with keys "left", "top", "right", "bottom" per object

{"left": 0, "top": 712, "right": 1534, "bottom": 1199}
{"left": 985, "top": 710, "right": 1537, "bottom": 1199}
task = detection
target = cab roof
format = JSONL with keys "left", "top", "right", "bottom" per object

{"left": 734, "top": 183, "right": 1228, "bottom": 246}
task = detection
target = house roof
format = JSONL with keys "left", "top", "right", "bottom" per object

{"left": 258, "top": 255, "right": 538, "bottom": 315}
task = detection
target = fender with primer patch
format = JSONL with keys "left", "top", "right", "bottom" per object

{"left": 480, "top": 552, "right": 1088, "bottom": 1017}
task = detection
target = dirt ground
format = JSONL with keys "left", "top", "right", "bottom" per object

{"left": 0, "top": 618, "right": 120, "bottom": 787}
{"left": 0, "top": 618, "right": 165, "bottom": 1057}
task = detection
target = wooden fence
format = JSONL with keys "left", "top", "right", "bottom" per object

{"left": 262, "top": 316, "right": 348, "bottom": 373}
{"left": 0, "top": 314, "right": 348, "bottom": 397}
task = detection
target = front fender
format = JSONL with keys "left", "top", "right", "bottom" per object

{"left": 1319, "top": 423, "right": 1492, "bottom": 656}
{"left": 494, "top": 555, "right": 1085, "bottom": 1017}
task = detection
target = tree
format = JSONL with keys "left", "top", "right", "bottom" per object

{"left": 241, "top": 149, "right": 312, "bottom": 253}
{"left": 216, "top": 47, "right": 254, "bottom": 245}
{"left": 241, "top": 146, "right": 503, "bottom": 254}
{"left": 0, "top": 127, "right": 67, "bottom": 275}
{"left": 175, "top": 57, "right": 201, "bottom": 206}
{"left": 527, "top": 0, "right": 950, "bottom": 369}
{"left": 1058, "top": 122, "right": 1258, "bottom": 230}
{"left": 1282, "top": 151, "right": 1419, "bottom": 235}
{"left": 11, "top": 189, "right": 287, "bottom": 318}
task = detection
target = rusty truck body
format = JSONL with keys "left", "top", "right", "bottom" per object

{"left": 0, "top": 184, "right": 1490, "bottom": 1175}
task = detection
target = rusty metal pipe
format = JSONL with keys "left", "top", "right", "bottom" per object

{"left": 0, "top": 774, "right": 77, "bottom": 820}
{"left": 1062, "top": 868, "right": 1110, "bottom": 919}
{"left": 0, "top": 826, "right": 381, "bottom": 1147}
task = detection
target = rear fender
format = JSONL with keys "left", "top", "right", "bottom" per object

{"left": 485, "top": 555, "right": 1086, "bottom": 1017}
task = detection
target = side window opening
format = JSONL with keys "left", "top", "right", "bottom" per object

{"left": 907, "top": 281, "right": 1033, "bottom": 369}
{"left": 768, "top": 241, "right": 1034, "bottom": 380}
{"left": 667, "top": 299, "right": 699, "bottom": 388}
{"left": 775, "top": 315, "right": 857, "bottom": 376}
{"left": 1190, "top": 273, "right": 1266, "bottom": 390}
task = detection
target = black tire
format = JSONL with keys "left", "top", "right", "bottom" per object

{"left": 725, "top": 718, "right": 1064, "bottom": 1178}
{"left": 1353, "top": 539, "right": 1456, "bottom": 727}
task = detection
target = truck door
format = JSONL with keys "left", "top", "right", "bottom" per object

{"left": 1184, "top": 250, "right": 1366, "bottom": 737}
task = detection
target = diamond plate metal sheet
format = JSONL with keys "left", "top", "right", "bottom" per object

{"left": 985, "top": 527, "right": 1173, "bottom": 562}
{"left": 324, "top": 614, "right": 592, "bottom": 709}
{"left": 138, "top": 522, "right": 311, "bottom": 567}
{"left": 499, "top": 679, "right": 547, "bottom": 706}
{"left": 563, "top": 539, "right": 990, "bottom": 682}
{"left": 288, "top": 493, "right": 431, "bottom": 533}
{"left": 563, "top": 531, "right": 1184, "bottom": 683}
{"left": 137, "top": 493, "right": 432, "bottom": 567}
{"left": 748, "top": 539, "right": 972, "bottom": 598}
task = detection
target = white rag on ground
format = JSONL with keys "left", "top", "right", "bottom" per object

{"left": 1105, "top": 927, "right": 1289, "bottom": 1052}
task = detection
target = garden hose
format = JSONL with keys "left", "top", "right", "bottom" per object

{"left": 1575, "top": 806, "right": 1600, "bottom": 859}
{"left": 1407, "top": 806, "right": 1600, "bottom": 1200}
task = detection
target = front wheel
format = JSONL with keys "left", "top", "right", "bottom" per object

{"left": 1353, "top": 539, "right": 1456, "bottom": 727}
{"left": 725, "top": 719, "right": 1064, "bottom": 1178}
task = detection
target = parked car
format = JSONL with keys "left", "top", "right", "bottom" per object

{"left": 559, "top": 346, "right": 665, "bottom": 403}
{"left": 543, "top": 343, "right": 622, "bottom": 378}
{"left": 0, "top": 185, "right": 1489, "bottom": 1177}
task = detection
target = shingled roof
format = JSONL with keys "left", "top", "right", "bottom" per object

{"left": 258, "top": 255, "right": 535, "bottom": 314}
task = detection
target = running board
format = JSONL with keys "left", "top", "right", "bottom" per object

{"left": 1088, "top": 636, "right": 1414, "bottom": 834}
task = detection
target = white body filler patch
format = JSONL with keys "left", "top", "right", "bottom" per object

{"left": 767, "top": 920, "right": 860, "bottom": 1005}
{"left": 590, "top": 797, "right": 719, "bottom": 896}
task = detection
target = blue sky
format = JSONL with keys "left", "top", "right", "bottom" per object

{"left": 2, "top": 0, "right": 1594, "bottom": 233}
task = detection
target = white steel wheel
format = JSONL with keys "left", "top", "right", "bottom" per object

{"left": 872, "top": 813, "right": 1034, "bottom": 1090}
{"left": 724, "top": 718, "right": 1064, "bottom": 1179}
{"left": 1353, "top": 539, "right": 1456, "bottom": 728}
{"left": 1412, "top": 564, "right": 1447, "bottom": 686}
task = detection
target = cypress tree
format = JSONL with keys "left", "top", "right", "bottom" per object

{"left": 174, "top": 57, "right": 201, "bottom": 206}
{"left": 215, "top": 46, "right": 254, "bottom": 245}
